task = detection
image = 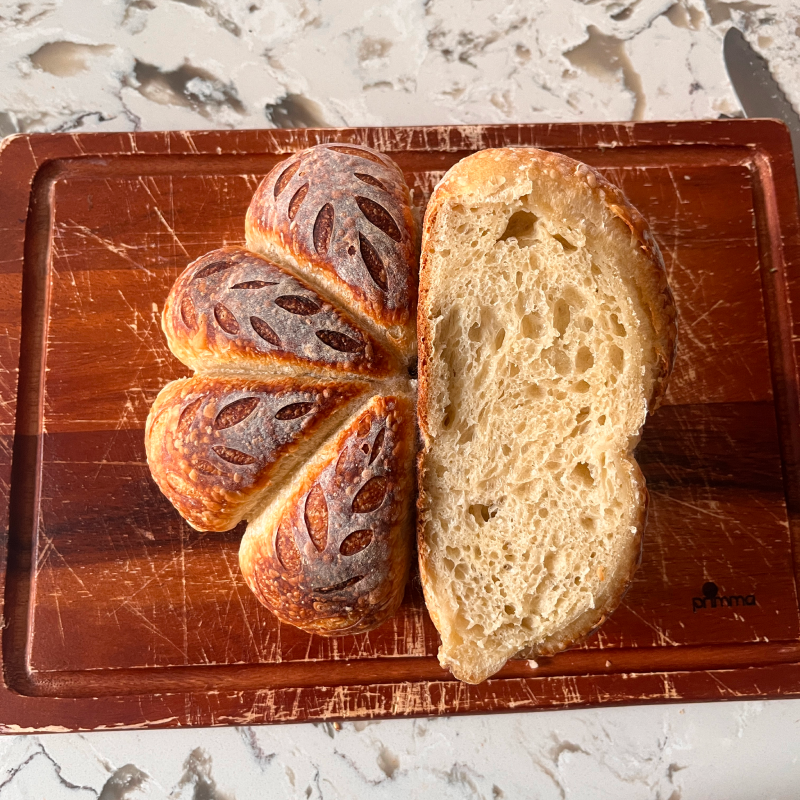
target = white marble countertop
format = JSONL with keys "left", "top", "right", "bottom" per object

{"left": 2, "top": 0, "right": 800, "bottom": 797}
{"left": 1, "top": 700, "right": 799, "bottom": 798}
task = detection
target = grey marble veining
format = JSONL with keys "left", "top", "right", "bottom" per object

{"left": 0, "top": 0, "right": 798, "bottom": 136}
{"left": 2, "top": 701, "right": 800, "bottom": 798}
{"left": 2, "top": 0, "right": 800, "bottom": 797}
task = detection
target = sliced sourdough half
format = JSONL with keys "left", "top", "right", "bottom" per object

{"left": 417, "top": 148, "right": 677, "bottom": 684}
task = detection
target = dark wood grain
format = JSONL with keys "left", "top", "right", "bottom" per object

{"left": 1, "top": 120, "right": 799, "bottom": 732}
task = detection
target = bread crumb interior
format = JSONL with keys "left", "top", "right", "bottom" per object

{"left": 421, "top": 184, "right": 657, "bottom": 681}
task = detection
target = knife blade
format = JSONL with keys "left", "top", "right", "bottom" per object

{"left": 724, "top": 27, "right": 800, "bottom": 194}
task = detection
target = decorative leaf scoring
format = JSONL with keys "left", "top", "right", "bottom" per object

{"left": 180, "top": 295, "right": 197, "bottom": 329}
{"left": 276, "top": 520, "right": 302, "bottom": 572}
{"left": 352, "top": 475, "right": 388, "bottom": 513}
{"left": 250, "top": 316, "right": 281, "bottom": 346}
{"left": 305, "top": 484, "right": 328, "bottom": 552}
{"left": 275, "top": 401, "right": 316, "bottom": 420}
{"left": 214, "top": 397, "right": 259, "bottom": 429}
{"left": 369, "top": 427, "right": 385, "bottom": 465}
{"left": 335, "top": 450, "right": 349, "bottom": 476}
{"left": 214, "top": 303, "right": 240, "bottom": 334}
{"left": 288, "top": 183, "right": 309, "bottom": 220}
{"left": 359, "top": 233, "right": 388, "bottom": 291}
{"left": 357, "top": 414, "right": 372, "bottom": 437}
{"left": 355, "top": 196, "right": 402, "bottom": 242}
{"left": 212, "top": 445, "right": 258, "bottom": 465}
{"left": 177, "top": 396, "right": 203, "bottom": 436}
{"left": 194, "top": 260, "right": 232, "bottom": 280}
{"left": 316, "top": 329, "right": 365, "bottom": 353}
{"left": 354, "top": 173, "right": 388, "bottom": 191}
{"left": 233, "top": 280, "right": 277, "bottom": 289}
{"left": 327, "top": 145, "right": 386, "bottom": 166}
{"left": 194, "top": 459, "right": 218, "bottom": 475}
{"left": 274, "top": 160, "right": 301, "bottom": 198}
{"left": 275, "top": 295, "right": 320, "bottom": 316}
{"left": 315, "top": 575, "right": 364, "bottom": 594}
{"left": 340, "top": 529, "right": 373, "bottom": 556}
{"left": 313, "top": 203, "right": 334, "bottom": 255}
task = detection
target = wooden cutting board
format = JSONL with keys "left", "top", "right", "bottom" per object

{"left": 1, "top": 120, "right": 800, "bottom": 733}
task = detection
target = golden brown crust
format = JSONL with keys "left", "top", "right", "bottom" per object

{"left": 239, "top": 395, "right": 416, "bottom": 635}
{"left": 416, "top": 147, "right": 676, "bottom": 680}
{"left": 245, "top": 144, "right": 418, "bottom": 359}
{"left": 163, "top": 247, "right": 399, "bottom": 379}
{"left": 149, "top": 143, "right": 418, "bottom": 639}
{"left": 145, "top": 375, "right": 368, "bottom": 532}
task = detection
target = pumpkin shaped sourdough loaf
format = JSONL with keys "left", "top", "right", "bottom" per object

{"left": 146, "top": 143, "right": 418, "bottom": 635}
{"left": 417, "top": 148, "right": 677, "bottom": 683}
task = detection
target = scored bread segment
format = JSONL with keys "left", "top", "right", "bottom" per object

{"left": 245, "top": 144, "right": 419, "bottom": 362}
{"left": 163, "top": 247, "right": 399, "bottom": 379}
{"left": 240, "top": 393, "right": 416, "bottom": 635}
{"left": 417, "top": 148, "right": 676, "bottom": 684}
{"left": 149, "top": 143, "right": 419, "bottom": 638}
{"left": 145, "top": 375, "right": 369, "bottom": 532}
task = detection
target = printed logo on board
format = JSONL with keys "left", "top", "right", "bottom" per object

{"left": 692, "top": 582, "right": 756, "bottom": 613}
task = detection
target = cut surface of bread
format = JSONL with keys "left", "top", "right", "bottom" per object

{"left": 417, "top": 148, "right": 676, "bottom": 684}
